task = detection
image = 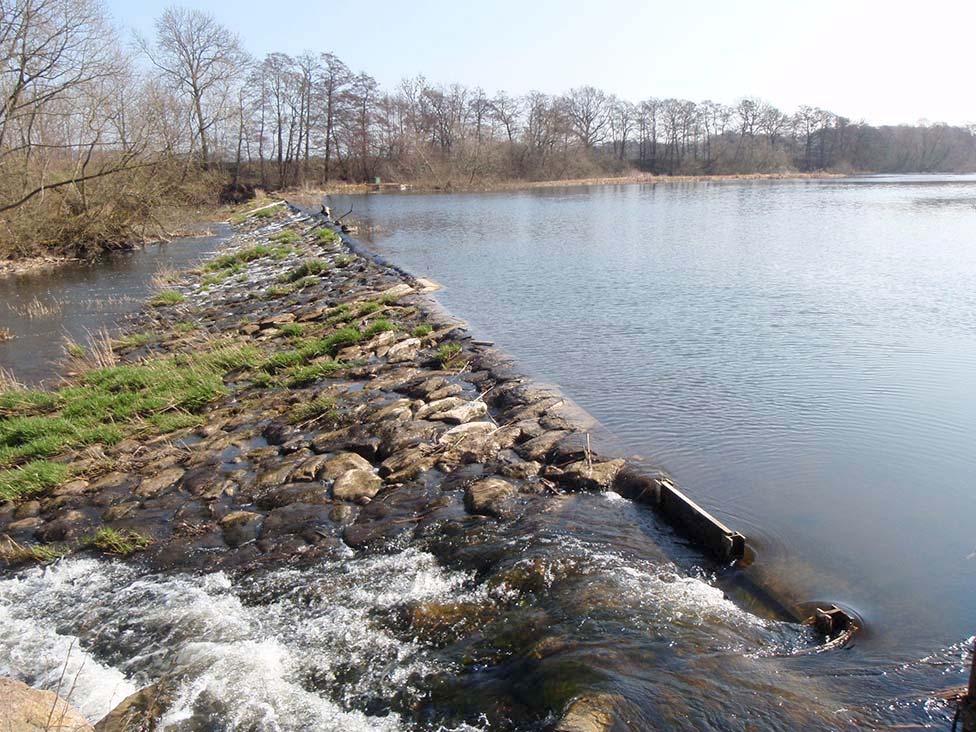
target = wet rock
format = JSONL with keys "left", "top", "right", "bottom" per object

{"left": 369, "top": 398, "right": 413, "bottom": 422}
{"left": 219, "top": 510, "right": 264, "bottom": 547}
{"left": 380, "top": 448, "right": 436, "bottom": 483}
{"left": 432, "top": 400, "right": 488, "bottom": 425}
{"left": 439, "top": 463, "right": 486, "bottom": 492}
{"left": 290, "top": 454, "right": 331, "bottom": 482}
{"left": 319, "top": 452, "right": 373, "bottom": 480}
{"left": 0, "top": 676, "right": 93, "bottom": 732}
{"left": 181, "top": 465, "right": 235, "bottom": 499}
{"left": 386, "top": 337, "right": 422, "bottom": 363}
{"left": 258, "top": 481, "right": 330, "bottom": 509}
{"left": 517, "top": 430, "right": 571, "bottom": 461}
{"left": 555, "top": 693, "right": 644, "bottom": 732}
{"left": 332, "top": 469, "right": 383, "bottom": 502}
{"left": 258, "top": 312, "right": 296, "bottom": 328}
{"left": 51, "top": 479, "right": 90, "bottom": 497}
{"left": 494, "top": 450, "right": 543, "bottom": 480}
{"left": 262, "top": 420, "right": 296, "bottom": 446}
{"left": 254, "top": 460, "right": 299, "bottom": 489}
{"left": 260, "top": 503, "right": 335, "bottom": 539}
{"left": 13, "top": 501, "right": 40, "bottom": 519}
{"left": 136, "top": 467, "right": 185, "bottom": 498}
{"left": 376, "top": 420, "right": 445, "bottom": 458}
{"left": 311, "top": 426, "right": 381, "bottom": 459}
{"left": 36, "top": 509, "right": 95, "bottom": 542}
{"left": 464, "top": 478, "right": 517, "bottom": 518}
{"left": 5, "top": 516, "right": 43, "bottom": 534}
{"left": 94, "top": 681, "right": 172, "bottom": 732}
{"left": 329, "top": 504, "right": 357, "bottom": 524}
{"left": 428, "top": 383, "right": 463, "bottom": 401}
{"left": 103, "top": 502, "right": 139, "bottom": 521}
{"left": 415, "top": 397, "right": 466, "bottom": 420}
{"left": 364, "top": 330, "right": 397, "bottom": 353}
{"left": 377, "top": 283, "right": 414, "bottom": 301}
{"left": 556, "top": 459, "right": 627, "bottom": 492}
{"left": 89, "top": 471, "right": 138, "bottom": 492}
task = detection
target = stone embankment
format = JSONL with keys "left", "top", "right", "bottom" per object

{"left": 0, "top": 202, "right": 665, "bottom": 729}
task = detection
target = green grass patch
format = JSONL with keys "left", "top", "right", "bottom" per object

{"left": 263, "top": 328, "right": 362, "bottom": 373}
{"left": 0, "top": 342, "right": 259, "bottom": 484}
{"left": 150, "top": 290, "right": 186, "bottom": 307}
{"left": 278, "top": 323, "right": 305, "bottom": 338}
{"left": 289, "top": 395, "right": 337, "bottom": 424}
{"left": 0, "top": 460, "right": 69, "bottom": 500}
{"left": 412, "top": 324, "right": 433, "bottom": 338}
{"left": 280, "top": 259, "right": 329, "bottom": 283}
{"left": 0, "top": 537, "right": 70, "bottom": 565}
{"left": 270, "top": 229, "right": 300, "bottom": 245}
{"left": 364, "top": 319, "right": 395, "bottom": 338}
{"left": 283, "top": 361, "right": 343, "bottom": 387}
{"left": 89, "top": 527, "right": 151, "bottom": 556}
{"left": 334, "top": 254, "right": 354, "bottom": 268}
{"left": 204, "top": 244, "right": 293, "bottom": 273}
{"left": 316, "top": 228, "right": 341, "bottom": 245}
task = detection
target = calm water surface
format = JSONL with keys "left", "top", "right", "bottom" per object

{"left": 334, "top": 177, "right": 976, "bottom": 663}
{"left": 0, "top": 227, "right": 229, "bottom": 384}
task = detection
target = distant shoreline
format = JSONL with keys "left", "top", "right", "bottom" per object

{"left": 284, "top": 171, "right": 845, "bottom": 201}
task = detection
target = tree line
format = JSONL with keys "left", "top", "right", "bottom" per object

{"left": 2, "top": 0, "right": 975, "bottom": 254}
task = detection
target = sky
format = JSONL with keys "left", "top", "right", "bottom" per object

{"left": 105, "top": 0, "right": 975, "bottom": 126}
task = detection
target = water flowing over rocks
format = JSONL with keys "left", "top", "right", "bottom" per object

{"left": 0, "top": 203, "right": 934, "bottom": 730}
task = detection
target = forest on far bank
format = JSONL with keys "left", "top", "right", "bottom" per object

{"left": 3, "top": 0, "right": 976, "bottom": 257}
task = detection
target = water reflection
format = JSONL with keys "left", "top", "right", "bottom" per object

{"left": 0, "top": 226, "right": 229, "bottom": 384}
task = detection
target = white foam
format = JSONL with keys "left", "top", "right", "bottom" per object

{"left": 0, "top": 551, "right": 482, "bottom": 729}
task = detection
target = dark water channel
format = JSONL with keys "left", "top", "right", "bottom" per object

{"left": 0, "top": 226, "right": 229, "bottom": 384}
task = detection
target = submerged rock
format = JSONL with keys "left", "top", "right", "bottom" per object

{"left": 464, "top": 477, "right": 517, "bottom": 518}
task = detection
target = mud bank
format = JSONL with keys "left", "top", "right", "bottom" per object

{"left": 0, "top": 204, "right": 877, "bottom": 730}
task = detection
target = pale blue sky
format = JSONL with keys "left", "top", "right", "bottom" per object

{"left": 105, "top": 0, "right": 974, "bottom": 125}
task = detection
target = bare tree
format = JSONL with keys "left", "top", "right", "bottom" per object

{"left": 139, "top": 6, "right": 245, "bottom": 166}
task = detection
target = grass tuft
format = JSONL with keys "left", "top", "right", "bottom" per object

{"left": 149, "top": 290, "right": 186, "bottom": 307}
{"left": 289, "top": 395, "right": 337, "bottom": 425}
{"left": 437, "top": 343, "right": 465, "bottom": 368}
{"left": 280, "top": 259, "right": 329, "bottom": 283}
{"left": 412, "top": 324, "right": 433, "bottom": 338}
{"left": 89, "top": 527, "right": 151, "bottom": 556}
{"left": 364, "top": 319, "right": 395, "bottom": 338}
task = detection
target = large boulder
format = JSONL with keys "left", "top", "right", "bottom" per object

{"left": 0, "top": 677, "right": 93, "bottom": 731}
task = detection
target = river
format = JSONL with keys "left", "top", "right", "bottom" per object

{"left": 329, "top": 175, "right": 976, "bottom": 667}
{"left": 0, "top": 182, "right": 971, "bottom": 729}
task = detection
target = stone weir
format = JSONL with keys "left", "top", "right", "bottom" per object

{"left": 0, "top": 201, "right": 851, "bottom": 729}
